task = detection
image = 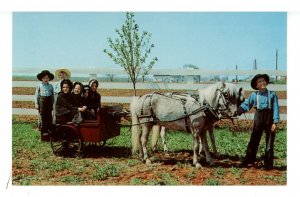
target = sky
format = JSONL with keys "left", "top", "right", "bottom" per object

{"left": 13, "top": 12, "right": 287, "bottom": 71}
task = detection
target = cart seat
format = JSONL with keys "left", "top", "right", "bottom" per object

{"left": 79, "top": 120, "right": 99, "bottom": 127}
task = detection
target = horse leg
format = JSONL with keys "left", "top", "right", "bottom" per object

{"left": 151, "top": 125, "right": 161, "bottom": 152}
{"left": 200, "top": 131, "right": 215, "bottom": 166}
{"left": 151, "top": 126, "right": 168, "bottom": 153}
{"left": 192, "top": 131, "right": 202, "bottom": 169}
{"left": 198, "top": 132, "right": 207, "bottom": 156}
{"left": 208, "top": 124, "right": 219, "bottom": 158}
{"left": 131, "top": 112, "right": 142, "bottom": 158}
{"left": 141, "top": 124, "right": 152, "bottom": 165}
{"left": 160, "top": 126, "right": 168, "bottom": 152}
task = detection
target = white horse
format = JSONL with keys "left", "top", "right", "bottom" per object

{"left": 152, "top": 83, "right": 244, "bottom": 158}
{"left": 131, "top": 82, "right": 244, "bottom": 168}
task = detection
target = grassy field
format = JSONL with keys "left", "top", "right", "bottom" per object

{"left": 12, "top": 120, "right": 287, "bottom": 185}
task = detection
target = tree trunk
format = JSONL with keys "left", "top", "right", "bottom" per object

{"left": 133, "top": 82, "right": 137, "bottom": 96}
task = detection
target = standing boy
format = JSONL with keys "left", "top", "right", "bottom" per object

{"left": 237, "top": 74, "right": 280, "bottom": 170}
{"left": 35, "top": 70, "right": 54, "bottom": 141}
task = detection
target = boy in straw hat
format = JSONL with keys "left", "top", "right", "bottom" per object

{"left": 35, "top": 70, "right": 54, "bottom": 141}
{"left": 237, "top": 74, "right": 279, "bottom": 170}
{"left": 53, "top": 68, "right": 71, "bottom": 123}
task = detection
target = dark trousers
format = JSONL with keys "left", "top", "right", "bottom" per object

{"left": 38, "top": 96, "right": 53, "bottom": 140}
{"left": 244, "top": 109, "right": 276, "bottom": 168}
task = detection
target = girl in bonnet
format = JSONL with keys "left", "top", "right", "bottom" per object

{"left": 85, "top": 79, "right": 101, "bottom": 119}
{"left": 55, "top": 79, "right": 86, "bottom": 124}
{"left": 53, "top": 68, "right": 71, "bottom": 123}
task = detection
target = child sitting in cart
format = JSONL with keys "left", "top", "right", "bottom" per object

{"left": 55, "top": 79, "right": 86, "bottom": 124}
{"left": 72, "top": 82, "right": 85, "bottom": 107}
{"left": 72, "top": 81, "right": 88, "bottom": 122}
{"left": 85, "top": 79, "right": 101, "bottom": 119}
{"left": 81, "top": 85, "right": 96, "bottom": 120}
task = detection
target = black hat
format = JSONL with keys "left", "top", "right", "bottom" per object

{"left": 251, "top": 74, "right": 270, "bottom": 90}
{"left": 37, "top": 70, "right": 54, "bottom": 81}
{"left": 83, "top": 85, "right": 90, "bottom": 91}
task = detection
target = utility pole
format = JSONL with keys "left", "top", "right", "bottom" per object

{"left": 235, "top": 64, "right": 238, "bottom": 82}
{"left": 276, "top": 49, "right": 278, "bottom": 82}
{"left": 253, "top": 59, "right": 257, "bottom": 70}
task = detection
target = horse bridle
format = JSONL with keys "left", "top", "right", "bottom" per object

{"left": 216, "top": 88, "right": 235, "bottom": 118}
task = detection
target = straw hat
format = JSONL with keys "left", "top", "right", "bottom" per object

{"left": 55, "top": 68, "right": 71, "bottom": 79}
{"left": 251, "top": 74, "right": 270, "bottom": 90}
{"left": 37, "top": 70, "right": 54, "bottom": 81}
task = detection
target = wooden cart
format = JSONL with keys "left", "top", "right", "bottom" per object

{"left": 49, "top": 105, "right": 123, "bottom": 157}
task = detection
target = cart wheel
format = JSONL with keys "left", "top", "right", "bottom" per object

{"left": 50, "top": 126, "right": 83, "bottom": 157}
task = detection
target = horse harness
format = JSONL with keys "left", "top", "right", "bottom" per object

{"left": 214, "top": 87, "right": 236, "bottom": 118}
{"left": 139, "top": 92, "right": 220, "bottom": 131}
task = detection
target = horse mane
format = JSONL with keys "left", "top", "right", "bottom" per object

{"left": 197, "top": 82, "right": 223, "bottom": 105}
{"left": 197, "top": 82, "right": 243, "bottom": 107}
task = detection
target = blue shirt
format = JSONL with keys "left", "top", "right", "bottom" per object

{"left": 53, "top": 79, "right": 63, "bottom": 94}
{"left": 35, "top": 82, "right": 54, "bottom": 106}
{"left": 240, "top": 89, "right": 280, "bottom": 123}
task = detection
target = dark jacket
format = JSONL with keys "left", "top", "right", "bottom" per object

{"left": 72, "top": 93, "right": 84, "bottom": 107}
{"left": 55, "top": 92, "right": 78, "bottom": 123}
{"left": 85, "top": 91, "right": 101, "bottom": 111}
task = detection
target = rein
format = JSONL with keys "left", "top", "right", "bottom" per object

{"left": 208, "top": 87, "right": 238, "bottom": 124}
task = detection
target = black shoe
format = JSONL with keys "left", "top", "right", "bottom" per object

{"left": 238, "top": 159, "right": 255, "bottom": 168}
{"left": 263, "top": 165, "right": 273, "bottom": 170}
{"left": 41, "top": 132, "right": 50, "bottom": 141}
{"left": 238, "top": 161, "right": 248, "bottom": 168}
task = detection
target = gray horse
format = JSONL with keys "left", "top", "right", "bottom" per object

{"left": 152, "top": 83, "right": 245, "bottom": 158}
{"left": 131, "top": 82, "right": 244, "bottom": 168}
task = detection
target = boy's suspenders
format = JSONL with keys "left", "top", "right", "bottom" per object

{"left": 268, "top": 91, "right": 271, "bottom": 109}
{"left": 256, "top": 92, "right": 259, "bottom": 109}
{"left": 256, "top": 90, "right": 271, "bottom": 110}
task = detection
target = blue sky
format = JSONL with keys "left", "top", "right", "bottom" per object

{"left": 13, "top": 12, "right": 287, "bottom": 71}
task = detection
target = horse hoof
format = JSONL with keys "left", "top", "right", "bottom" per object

{"left": 214, "top": 153, "right": 220, "bottom": 159}
{"left": 195, "top": 163, "right": 203, "bottom": 169}
{"left": 146, "top": 159, "right": 152, "bottom": 165}
{"left": 208, "top": 161, "right": 215, "bottom": 167}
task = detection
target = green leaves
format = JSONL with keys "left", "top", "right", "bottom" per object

{"left": 103, "top": 12, "right": 158, "bottom": 95}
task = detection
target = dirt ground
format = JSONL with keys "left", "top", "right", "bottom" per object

{"left": 12, "top": 141, "right": 287, "bottom": 185}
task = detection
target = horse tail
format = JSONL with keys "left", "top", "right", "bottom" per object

{"left": 151, "top": 125, "right": 161, "bottom": 151}
{"left": 130, "top": 96, "right": 142, "bottom": 155}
